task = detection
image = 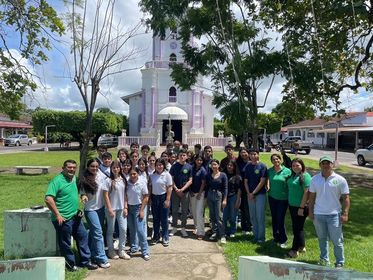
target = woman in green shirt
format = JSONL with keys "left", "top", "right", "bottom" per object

{"left": 267, "top": 154, "right": 292, "bottom": 248}
{"left": 286, "top": 158, "right": 311, "bottom": 258}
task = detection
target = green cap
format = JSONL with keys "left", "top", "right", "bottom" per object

{"left": 319, "top": 155, "right": 334, "bottom": 163}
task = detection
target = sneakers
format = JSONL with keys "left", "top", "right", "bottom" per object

{"left": 220, "top": 237, "right": 227, "bottom": 244}
{"left": 209, "top": 233, "right": 217, "bottom": 241}
{"left": 169, "top": 227, "right": 178, "bottom": 236}
{"left": 83, "top": 262, "right": 98, "bottom": 270}
{"left": 286, "top": 250, "right": 299, "bottom": 258}
{"left": 143, "top": 254, "right": 151, "bottom": 261}
{"left": 98, "top": 262, "right": 111, "bottom": 269}
{"left": 107, "top": 249, "right": 119, "bottom": 260}
{"left": 279, "top": 243, "right": 287, "bottom": 249}
{"left": 66, "top": 264, "right": 80, "bottom": 272}
{"left": 243, "top": 231, "right": 253, "bottom": 236}
{"left": 181, "top": 228, "right": 188, "bottom": 237}
{"left": 118, "top": 250, "right": 131, "bottom": 260}
{"left": 335, "top": 263, "right": 344, "bottom": 268}
{"left": 150, "top": 239, "right": 159, "bottom": 245}
{"left": 229, "top": 234, "right": 235, "bottom": 238}
{"left": 197, "top": 235, "right": 204, "bottom": 240}
{"left": 162, "top": 240, "right": 169, "bottom": 247}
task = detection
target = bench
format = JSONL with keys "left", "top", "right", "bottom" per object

{"left": 15, "top": 166, "right": 51, "bottom": 175}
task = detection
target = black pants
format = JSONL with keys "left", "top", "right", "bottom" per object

{"left": 289, "top": 205, "right": 308, "bottom": 251}
{"left": 268, "top": 196, "right": 288, "bottom": 244}
{"left": 239, "top": 191, "right": 252, "bottom": 232}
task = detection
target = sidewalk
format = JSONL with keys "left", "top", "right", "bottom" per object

{"left": 85, "top": 222, "right": 232, "bottom": 280}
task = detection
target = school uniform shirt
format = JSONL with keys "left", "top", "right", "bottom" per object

{"left": 103, "top": 177, "right": 126, "bottom": 210}
{"left": 127, "top": 179, "right": 148, "bottom": 205}
{"left": 267, "top": 166, "right": 292, "bottom": 200}
{"left": 287, "top": 172, "right": 311, "bottom": 207}
{"left": 309, "top": 172, "right": 349, "bottom": 215}
{"left": 150, "top": 171, "right": 173, "bottom": 195}
{"left": 244, "top": 162, "right": 268, "bottom": 195}
{"left": 169, "top": 162, "right": 192, "bottom": 192}
{"left": 227, "top": 173, "right": 242, "bottom": 197}
{"left": 81, "top": 171, "right": 106, "bottom": 211}
{"left": 190, "top": 166, "right": 207, "bottom": 193}
{"left": 206, "top": 172, "right": 228, "bottom": 197}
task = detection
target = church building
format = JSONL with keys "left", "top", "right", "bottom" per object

{"left": 121, "top": 29, "right": 214, "bottom": 144}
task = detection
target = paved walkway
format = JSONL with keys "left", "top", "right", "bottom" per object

{"left": 85, "top": 222, "right": 232, "bottom": 280}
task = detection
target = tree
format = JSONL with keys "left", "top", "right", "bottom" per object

{"left": 271, "top": 100, "right": 316, "bottom": 127}
{"left": 140, "top": 0, "right": 287, "bottom": 148}
{"left": 66, "top": 0, "right": 143, "bottom": 174}
{"left": 32, "top": 109, "right": 123, "bottom": 146}
{"left": 261, "top": 0, "right": 373, "bottom": 112}
{"left": 0, "top": 0, "right": 64, "bottom": 119}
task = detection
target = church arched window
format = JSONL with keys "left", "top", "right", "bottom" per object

{"left": 169, "top": 53, "right": 177, "bottom": 62}
{"left": 169, "top": 86, "right": 177, "bottom": 103}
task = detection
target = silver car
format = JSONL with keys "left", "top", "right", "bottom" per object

{"left": 4, "top": 134, "right": 32, "bottom": 146}
{"left": 355, "top": 144, "right": 373, "bottom": 166}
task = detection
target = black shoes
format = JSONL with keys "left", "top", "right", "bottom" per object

{"left": 84, "top": 262, "right": 99, "bottom": 270}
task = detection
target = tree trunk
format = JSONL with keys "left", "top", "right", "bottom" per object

{"left": 79, "top": 110, "right": 94, "bottom": 177}
{"left": 235, "top": 134, "right": 243, "bottom": 149}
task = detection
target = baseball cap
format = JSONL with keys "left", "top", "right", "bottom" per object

{"left": 319, "top": 155, "right": 334, "bottom": 163}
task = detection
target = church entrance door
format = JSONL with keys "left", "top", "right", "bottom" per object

{"left": 162, "top": 119, "right": 182, "bottom": 144}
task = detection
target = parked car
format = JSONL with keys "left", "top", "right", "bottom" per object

{"left": 97, "top": 134, "right": 118, "bottom": 147}
{"left": 280, "top": 136, "right": 312, "bottom": 154}
{"left": 355, "top": 144, "right": 373, "bottom": 166}
{"left": 4, "top": 134, "right": 32, "bottom": 146}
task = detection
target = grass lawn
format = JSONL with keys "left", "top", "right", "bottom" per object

{"left": 0, "top": 149, "right": 372, "bottom": 280}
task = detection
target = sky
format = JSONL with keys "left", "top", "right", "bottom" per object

{"left": 15, "top": 0, "right": 373, "bottom": 117}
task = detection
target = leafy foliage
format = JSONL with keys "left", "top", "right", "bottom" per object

{"left": 260, "top": 0, "right": 373, "bottom": 112}
{"left": 32, "top": 109, "right": 124, "bottom": 146}
{"left": 140, "top": 0, "right": 288, "bottom": 148}
{"left": 0, "top": 0, "right": 64, "bottom": 119}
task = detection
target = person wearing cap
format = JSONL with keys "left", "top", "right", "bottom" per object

{"left": 308, "top": 155, "right": 350, "bottom": 268}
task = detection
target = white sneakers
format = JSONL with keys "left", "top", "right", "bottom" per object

{"left": 220, "top": 237, "right": 227, "bottom": 244}
{"left": 98, "top": 262, "right": 111, "bottom": 269}
{"left": 118, "top": 250, "right": 131, "bottom": 260}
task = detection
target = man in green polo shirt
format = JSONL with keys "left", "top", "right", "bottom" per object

{"left": 45, "top": 159, "right": 98, "bottom": 271}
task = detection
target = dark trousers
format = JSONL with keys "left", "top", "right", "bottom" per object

{"left": 207, "top": 190, "right": 224, "bottom": 238}
{"left": 151, "top": 193, "right": 170, "bottom": 242}
{"left": 268, "top": 196, "right": 288, "bottom": 244}
{"left": 52, "top": 218, "right": 91, "bottom": 268}
{"left": 289, "top": 205, "right": 308, "bottom": 251}
{"left": 239, "top": 191, "right": 252, "bottom": 232}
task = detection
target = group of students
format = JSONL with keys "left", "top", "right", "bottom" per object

{"left": 46, "top": 140, "right": 350, "bottom": 271}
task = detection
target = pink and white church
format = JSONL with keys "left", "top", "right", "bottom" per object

{"left": 121, "top": 29, "right": 215, "bottom": 145}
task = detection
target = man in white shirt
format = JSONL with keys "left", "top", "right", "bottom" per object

{"left": 308, "top": 156, "right": 350, "bottom": 268}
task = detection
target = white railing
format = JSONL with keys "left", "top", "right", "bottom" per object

{"left": 145, "top": 60, "right": 187, "bottom": 70}
{"left": 186, "top": 136, "right": 230, "bottom": 147}
{"left": 118, "top": 136, "right": 157, "bottom": 147}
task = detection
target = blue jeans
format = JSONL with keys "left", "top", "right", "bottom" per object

{"left": 85, "top": 207, "right": 108, "bottom": 264}
{"left": 105, "top": 209, "right": 127, "bottom": 251}
{"left": 268, "top": 196, "right": 288, "bottom": 244}
{"left": 223, "top": 194, "right": 238, "bottom": 236}
{"left": 313, "top": 214, "right": 345, "bottom": 265}
{"left": 52, "top": 218, "right": 91, "bottom": 267}
{"left": 207, "top": 190, "right": 224, "bottom": 238}
{"left": 128, "top": 204, "right": 149, "bottom": 256}
{"left": 248, "top": 193, "right": 266, "bottom": 242}
{"left": 151, "top": 194, "right": 169, "bottom": 242}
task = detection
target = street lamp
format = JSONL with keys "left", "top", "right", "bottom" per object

{"left": 44, "top": 125, "right": 56, "bottom": 152}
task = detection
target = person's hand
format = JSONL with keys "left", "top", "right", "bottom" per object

{"left": 109, "top": 209, "right": 115, "bottom": 218}
{"left": 164, "top": 200, "right": 170, "bottom": 209}
{"left": 196, "top": 193, "right": 201, "bottom": 200}
{"left": 139, "top": 209, "right": 145, "bottom": 219}
{"left": 297, "top": 208, "right": 304, "bottom": 216}
{"left": 340, "top": 213, "right": 349, "bottom": 223}
{"left": 248, "top": 193, "right": 255, "bottom": 201}
{"left": 56, "top": 214, "right": 66, "bottom": 226}
{"left": 221, "top": 199, "right": 227, "bottom": 209}
{"left": 123, "top": 208, "right": 128, "bottom": 217}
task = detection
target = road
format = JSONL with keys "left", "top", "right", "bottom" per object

{"left": 0, "top": 143, "right": 79, "bottom": 154}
